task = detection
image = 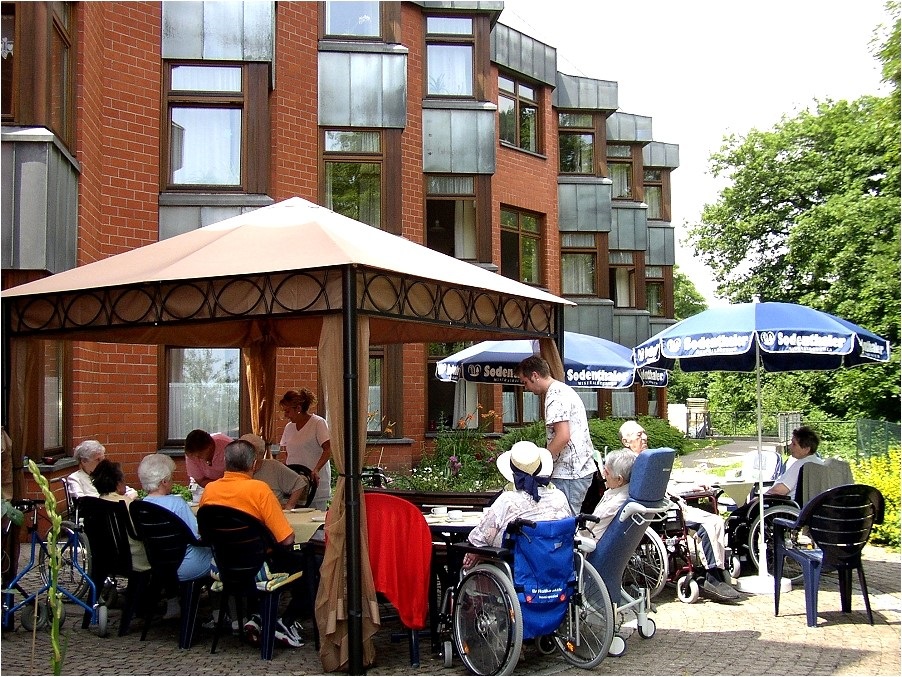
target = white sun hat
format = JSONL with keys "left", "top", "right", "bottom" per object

{"left": 496, "top": 440, "right": 553, "bottom": 482}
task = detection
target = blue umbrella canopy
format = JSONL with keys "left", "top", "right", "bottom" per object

{"left": 634, "top": 302, "right": 890, "bottom": 372}
{"left": 436, "top": 331, "right": 668, "bottom": 389}
{"left": 632, "top": 300, "right": 890, "bottom": 590}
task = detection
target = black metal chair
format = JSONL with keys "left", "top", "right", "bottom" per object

{"left": 76, "top": 497, "right": 152, "bottom": 636}
{"left": 773, "top": 484, "right": 885, "bottom": 627}
{"left": 196, "top": 505, "right": 303, "bottom": 660}
{"left": 287, "top": 464, "right": 318, "bottom": 508}
{"left": 129, "top": 500, "right": 210, "bottom": 649}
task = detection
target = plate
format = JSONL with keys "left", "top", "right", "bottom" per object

{"left": 287, "top": 507, "right": 315, "bottom": 513}
{"left": 310, "top": 515, "right": 326, "bottom": 522}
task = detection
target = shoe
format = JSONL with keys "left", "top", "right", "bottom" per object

{"left": 243, "top": 614, "right": 261, "bottom": 646}
{"left": 275, "top": 617, "right": 305, "bottom": 648}
{"left": 702, "top": 576, "right": 740, "bottom": 602}
{"left": 202, "top": 612, "right": 236, "bottom": 631}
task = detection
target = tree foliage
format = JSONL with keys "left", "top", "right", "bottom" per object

{"left": 685, "top": 7, "right": 901, "bottom": 421}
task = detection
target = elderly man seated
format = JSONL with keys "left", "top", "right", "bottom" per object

{"left": 620, "top": 421, "right": 739, "bottom": 603}
{"left": 240, "top": 433, "right": 310, "bottom": 510}
{"left": 199, "top": 439, "right": 307, "bottom": 648}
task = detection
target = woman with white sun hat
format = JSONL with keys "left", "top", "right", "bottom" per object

{"left": 463, "top": 440, "right": 572, "bottom": 568}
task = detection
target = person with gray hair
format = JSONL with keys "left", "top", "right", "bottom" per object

{"left": 199, "top": 439, "right": 307, "bottom": 648}
{"left": 138, "top": 454, "right": 212, "bottom": 582}
{"left": 584, "top": 449, "right": 636, "bottom": 543}
{"left": 66, "top": 440, "right": 106, "bottom": 499}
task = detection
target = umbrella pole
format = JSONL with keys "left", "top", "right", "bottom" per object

{"left": 736, "top": 342, "right": 790, "bottom": 595}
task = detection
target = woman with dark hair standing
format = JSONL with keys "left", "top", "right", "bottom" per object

{"left": 278, "top": 388, "right": 332, "bottom": 511}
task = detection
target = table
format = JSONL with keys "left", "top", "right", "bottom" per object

{"left": 715, "top": 481, "right": 758, "bottom": 506}
{"left": 190, "top": 504, "right": 326, "bottom": 542}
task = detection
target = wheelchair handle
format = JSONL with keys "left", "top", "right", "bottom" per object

{"left": 506, "top": 518, "right": 537, "bottom": 534}
{"left": 576, "top": 513, "right": 600, "bottom": 529}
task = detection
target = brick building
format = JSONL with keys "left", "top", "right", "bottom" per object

{"left": 1, "top": 1, "right": 678, "bottom": 489}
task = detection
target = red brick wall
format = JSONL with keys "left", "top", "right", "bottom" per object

{"left": 66, "top": 2, "right": 162, "bottom": 483}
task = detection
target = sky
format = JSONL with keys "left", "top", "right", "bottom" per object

{"left": 497, "top": 0, "right": 892, "bottom": 305}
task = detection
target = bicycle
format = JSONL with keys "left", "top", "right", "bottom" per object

{"left": 1, "top": 498, "right": 103, "bottom": 634}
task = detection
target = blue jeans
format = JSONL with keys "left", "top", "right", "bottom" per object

{"left": 554, "top": 475, "right": 594, "bottom": 515}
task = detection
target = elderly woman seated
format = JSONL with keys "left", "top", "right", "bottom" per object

{"left": 67, "top": 439, "right": 137, "bottom": 502}
{"left": 463, "top": 441, "right": 572, "bottom": 569}
{"left": 137, "top": 454, "right": 213, "bottom": 582}
{"left": 581, "top": 449, "right": 636, "bottom": 543}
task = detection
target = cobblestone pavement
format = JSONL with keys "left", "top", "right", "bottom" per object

{"left": 3, "top": 441, "right": 899, "bottom": 676}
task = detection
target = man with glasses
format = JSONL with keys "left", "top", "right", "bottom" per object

{"left": 515, "top": 355, "right": 596, "bottom": 514}
{"left": 620, "top": 420, "right": 739, "bottom": 602}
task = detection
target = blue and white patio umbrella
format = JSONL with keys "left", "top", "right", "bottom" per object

{"left": 437, "top": 331, "right": 668, "bottom": 389}
{"left": 633, "top": 300, "right": 890, "bottom": 592}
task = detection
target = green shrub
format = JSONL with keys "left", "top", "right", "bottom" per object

{"left": 588, "top": 416, "right": 686, "bottom": 456}
{"left": 495, "top": 420, "right": 546, "bottom": 452}
{"left": 851, "top": 447, "right": 900, "bottom": 549}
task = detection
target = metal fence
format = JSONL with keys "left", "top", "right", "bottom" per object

{"left": 701, "top": 411, "right": 900, "bottom": 460}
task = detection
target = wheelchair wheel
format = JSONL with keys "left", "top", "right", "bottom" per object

{"left": 452, "top": 563, "right": 522, "bottom": 676}
{"left": 747, "top": 504, "right": 803, "bottom": 582}
{"left": 676, "top": 575, "right": 700, "bottom": 604}
{"left": 38, "top": 522, "right": 92, "bottom": 601}
{"left": 96, "top": 603, "right": 108, "bottom": 637}
{"left": 442, "top": 640, "right": 453, "bottom": 668}
{"left": 554, "top": 560, "right": 613, "bottom": 670}
{"left": 637, "top": 617, "right": 656, "bottom": 639}
{"left": 622, "top": 528, "right": 668, "bottom": 598}
{"left": 20, "top": 600, "right": 49, "bottom": 631}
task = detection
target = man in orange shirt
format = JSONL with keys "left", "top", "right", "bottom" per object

{"left": 200, "top": 439, "right": 306, "bottom": 648}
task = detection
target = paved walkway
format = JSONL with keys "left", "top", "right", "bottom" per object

{"left": 3, "top": 440, "right": 899, "bottom": 676}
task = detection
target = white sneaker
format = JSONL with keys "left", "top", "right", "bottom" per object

{"left": 274, "top": 617, "right": 305, "bottom": 648}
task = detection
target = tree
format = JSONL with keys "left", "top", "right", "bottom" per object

{"left": 672, "top": 265, "right": 707, "bottom": 321}
{"left": 685, "top": 7, "right": 900, "bottom": 421}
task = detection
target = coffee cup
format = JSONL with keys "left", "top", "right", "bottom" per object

{"left": 431, "top": 506, "right": 448, "bottom": 516}
{"left": 448, "top": 510, "right": 463, "bottom": 521}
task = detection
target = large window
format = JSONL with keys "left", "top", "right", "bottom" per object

{"left": 163, "top": 62, "right": 269, "bottom": 192}
{"left": 324, "top": 1, "right": 380, "bottom": 38}
{"left": 48, "top": 1, "right": 73, "bottom": 147}
{"left": 367, "top": 354, "right": 384, "bottom": 434}
{"left": 426, "top": 16, "right": 473, "bottom": 96}
{"left": 500, "top": 207, "right": 542, "bottom": 284}
{"left": 609, "top": 251, "right": 636, "bottom": 308}
{"left": 324, "top": 130, "right": 382, "bottom": 228}
{"left": 561, "top": 233, "right": 597, "bottom": 295}
{"left": 426, "top": 175, "right": 476, "bottom": 259}
{"left": 558, "top": 112, "right": 595, "bottom": 174}
{"left": 499, "top": 74, "right": 538, "bottom": 153}
{"left": 607, "top": 144, "right": 634, "bottom": 199}
{"left": 166, "top": 348, "right": 240, "bottom": 442}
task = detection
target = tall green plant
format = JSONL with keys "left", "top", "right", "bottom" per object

{"left": 27, "top": 460, "right": 66, "bottom": 675}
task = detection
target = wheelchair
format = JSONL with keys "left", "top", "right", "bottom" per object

{"left": 724, "top": 494, "right": 802, "bottom": 581}
{"left": 437, "top": 515, "right": 615, "bottom": 676}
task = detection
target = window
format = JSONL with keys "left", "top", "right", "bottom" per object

{"left": 609, "top": 251, "right": 636, "bottom": 308}
{"left": 43, "top": 341, "right": 65, "bottom": 453}
{"left": 561, "top": 233, "right": 597, "bottom": 295}
{"left": 644, "top": 169, "right": 663, "bottom": 219}
{"left": 558, "top": 112, "right": 595, "bottom": 174}
{"left": 426, "top": 175, "right": 476, "bottom": 259}
{"left": 163, "top": 62, "right": 269, "bottom": 192}
{"left": 48, "top": 2, "right": 73, "bottom": 147}
{"left": 500, "top": 208, "right": 542, "bottom": 284}
{"left": 607, "top": 144, "right": 634, "bottom": 199}
{"left": 367, "top": 355, "right": 384, "bottom": 434}
{"left": 646, "top": 265, "right": 665, "bottom": 316}
{"left": 502, "top": 386, "right": 540, "bottom": 425}
{"left": 324, "top": 130, "right": 382, "bottom": 228}
{"left": 426, "top": 16, "right": 473, "bottom": 96}
{"left": 499, "top": 74, "right": 538, "bottom": 152}
{"left": 575, "top": 389, "right": 599, "bottom": 420}
{"left": 611, "top": 390, "right": 636, "bottom": 418}
{"left": 324, "top": 1, "right": 380, "bottom": 37}
{"left": 166, "top": 348, "right": 240, "bottom": 442}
